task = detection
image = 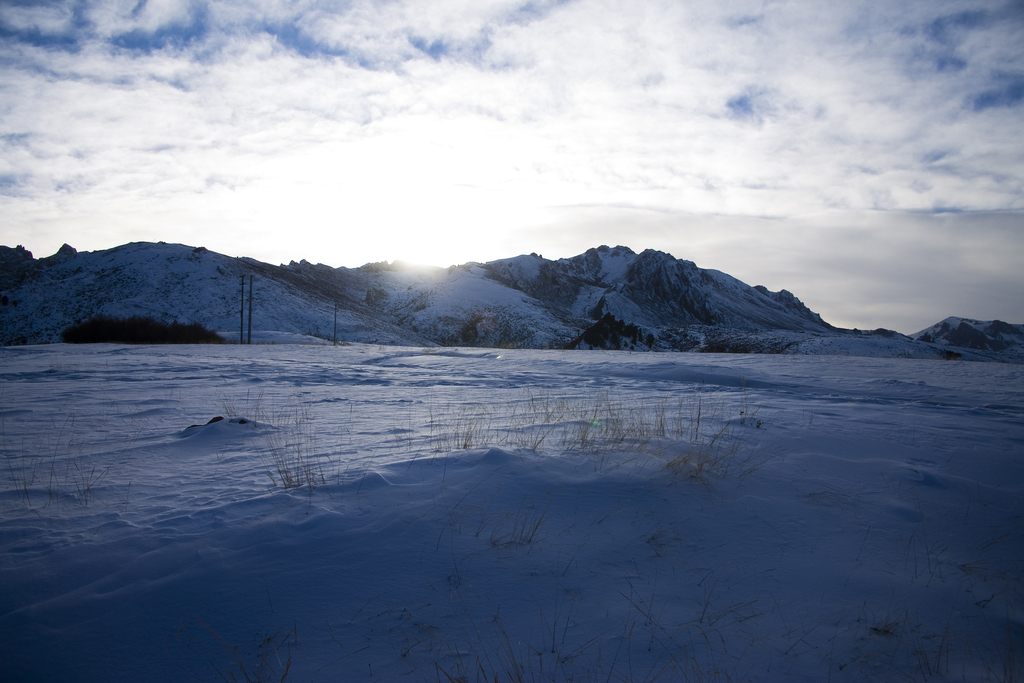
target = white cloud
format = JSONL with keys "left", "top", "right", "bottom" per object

{"left": 0, "top": 0, "right": 1021, "bottom": 331}
{"left": 0, "top": 3, "right": 77, "bottom": 34}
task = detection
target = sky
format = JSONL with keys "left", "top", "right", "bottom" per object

{"left": 1, "top": 0, "right": 1022, "bottom": 333}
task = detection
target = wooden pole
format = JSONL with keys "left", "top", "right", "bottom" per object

{"left": 239, "top": 275, "right": 245, "bottom": 344}
{"left": 333, "top": 303, "right": 338, "bottom": 346}
{"left": 247, "top": 274, "right": 253, "bottom": 344}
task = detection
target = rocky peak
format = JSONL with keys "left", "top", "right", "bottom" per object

{"left": 0, "top": 245, "right": 38, "bottom": 290}
{"left": 39, "top": 244, "right": 78, "bottom": 267}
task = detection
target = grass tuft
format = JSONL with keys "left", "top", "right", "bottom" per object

{"left": 256, "top": 406, "right": 326, "bottom": 492}
{"left": 419, "top": 386, "right": 767, "bottom": 484}
{"left": 489, "top": 496, "right": 550, "bottom": 548}
{"left": 180, "top": 614, "right": 296, "bottom": 683}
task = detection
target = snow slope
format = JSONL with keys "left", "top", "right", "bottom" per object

{"left": 1, "top": 344, "right": 1021, "bottom": 682}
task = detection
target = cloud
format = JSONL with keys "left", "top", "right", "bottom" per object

{"left": 0, "top": 0, "right": 1022, "bottom": 330}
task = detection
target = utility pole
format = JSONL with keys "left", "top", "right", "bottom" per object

{"left": 333, "top": 302, "right": 338, "bottom": 346}
{"left": 247, "top": 274, "right": 254, "bottom": 345}
{"left": 239, "top": 275, "right": 245, "bottom": 344}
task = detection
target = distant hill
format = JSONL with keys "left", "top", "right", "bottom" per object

{"left": 912, "top": 318, "right": 1024, "bottom": 357}
{"left": 0, "top": 241, "right": 1019, "bottom": 361}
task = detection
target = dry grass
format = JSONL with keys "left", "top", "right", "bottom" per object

{"left": 180, "top": 614, "right": 296, "bottom": 683}
{"left": 218, "top": 390, "right": 329, "bottom": 493}
{"left": 421, "top": 386, "right": 767, "bottom": 485}
{"left": 488, "top": 496, "right": 550, "bottom": 548}
{"left": 255, "top": 404, "right": 327, "bottom": 492}
{"left": 1, "top": 403, "right": 138, "bottom": 511}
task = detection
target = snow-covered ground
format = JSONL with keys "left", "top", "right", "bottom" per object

{"left": 1, "top": 344, "right": 1021, "bottom": 682}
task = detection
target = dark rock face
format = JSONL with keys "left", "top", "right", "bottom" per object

{"left": 0, "top": 244, "right": 79, "bottom": 291}
{"left": 946, "top": 322, "right": 999, "bottom": 350}
{"left": 987, "top": 320, "right": 1024, "bottom": 338}
{"left": 768, "top": 289, "right": 831, "bottom": 328}
{"left": 0, "top": 245, "right": 36, "bottom": 290}
{"left": 567, "top": 313, "right": 654, "bottom": 350}
{"left": 916, "top": 318, "right": 1024, "bottom": 353}
{"left": 40, "top": 244, "right": 78, "bottom": 267}
{"left": 561, "top": 245, "right": 636, "bottom": 283}
{"left": 482, "top": 258, "right": 584, "bottom": 310}
{"left": 619, "top": 250, "right": 721, "bottom": 325}
{"left": 483, "top": 245, "right": 831, "bottom": 336}
{"left": 186, "top": 416, "right": 250, "bottom": 429}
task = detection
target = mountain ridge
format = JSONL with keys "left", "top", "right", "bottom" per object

{"left": 1, "top": 241, "right": 1020, "bottom": 361}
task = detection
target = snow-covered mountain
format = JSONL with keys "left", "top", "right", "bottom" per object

{"left": 0, "top": 242, "right": 421, "bottom": 347}
{"left": 912, "top": 317, "right": 1024, "bottom": 357}
{"left": 1, "top": 241, "right": 1019, "bottom": 361}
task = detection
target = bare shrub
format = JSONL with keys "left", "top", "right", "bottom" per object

{"left": 62, "top": 315, "right": 223, "bottom": 344}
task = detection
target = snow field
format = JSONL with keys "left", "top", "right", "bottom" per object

{"left": 0, "top": 344, "right": 1022, "bottom": 682}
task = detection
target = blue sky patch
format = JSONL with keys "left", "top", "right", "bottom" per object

{"left": 971, "top": 75, "right": 1024, "bottom": 111}
{"left": 507, "top": 0, "right": 574, "bottom": 26}
{"left": 262, "top": 23, "right": 348, "bottom": 60}
{"left": 0, "top": 23, "right": 80, "bottom": 50}
{"left": 727, "top": 15, "right": 763, "bottom": 28}
{"left": 727, "top": 94, "right": 755, "bottom": 117}
{"left": 409, "top": 36, "right": 448, "bottom": 61}
{"left": 111, "top": 7, "right": 208, "bottom": 53}
{"left": 921, "top": 150, "right": 951, "bottom": 164}
{"left": 924, "top": 10, "right": 987, "bottom": 45}
{"left": 726, "top": 88, "right": 772, "bottom": 123}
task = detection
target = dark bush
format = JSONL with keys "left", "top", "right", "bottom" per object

{"left": 567, "top": 313, "right": 652, "bottom": 350}
{"left": 61, "top": 315, "right": 224, "bottom": 344}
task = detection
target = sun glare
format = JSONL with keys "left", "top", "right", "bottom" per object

{"left": 216, "top": 115, "right": 568, "bottom": 267}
